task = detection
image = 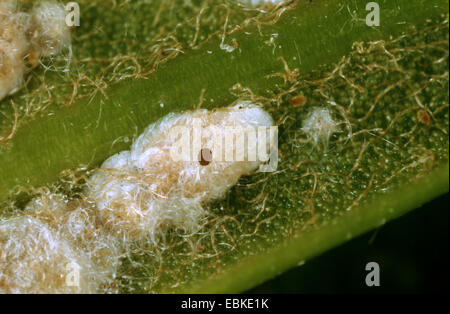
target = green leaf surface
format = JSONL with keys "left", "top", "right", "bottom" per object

{"left": 0, "top": 0, "right": 448, "bottom": 293}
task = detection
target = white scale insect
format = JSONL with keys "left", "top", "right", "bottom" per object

{"left": 0, "top": 103, "right": 274, "bottom": 293}
{"left": 0, "top": 1, "right": 70, "bottom": 101}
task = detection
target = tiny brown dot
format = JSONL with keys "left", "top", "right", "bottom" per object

{"left": 417, "top": 110, "right": 431, "bottom": 125}
{"left": 289, "top": 95, "right": 307, "bottom": 107}
{"left": 199, "top": 148, "right": 212, "bottom": 166}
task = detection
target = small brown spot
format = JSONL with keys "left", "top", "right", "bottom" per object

{"left": 232, "top": 41, "right": 239, "bottom": 48}
{"left": 417, "top": 110, "right": 431, "bottom": 125}
{"left": 199, "top": 148, "right": 212, "bottom": 166}
{"left": 289, "top": 95, "right": 307, "bottom": 107}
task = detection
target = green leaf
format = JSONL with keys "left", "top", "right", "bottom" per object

{"left": 0, "top": 0, "right": 448, "bottom": 293}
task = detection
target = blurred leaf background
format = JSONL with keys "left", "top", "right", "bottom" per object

{"left": 249, "top": 194, "right": 448, "bottom": 293}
